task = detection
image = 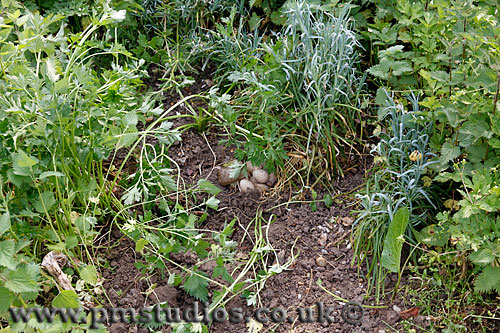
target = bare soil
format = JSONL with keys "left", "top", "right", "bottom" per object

{"left": 96, "top": 75, "right": 430, "bottom": 333}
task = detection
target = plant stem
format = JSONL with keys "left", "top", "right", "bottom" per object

{"left": 493, "top": 73, "right": 500, "bottom": 115}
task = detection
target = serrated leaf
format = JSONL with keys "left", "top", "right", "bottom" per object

{"left": 270, "top": 11, "right": 287, "bottom": 25}
{"left": 182, "top": 271, "right": 209, "bottom": 302}
{"left": 0, "top": 240, "right": 16, "bottom": 270}
{"left": 474, "top": 266, "right": 500, "bottom": 293}
{"left": 0, "top": 286, "right": 13, "bottom": 312}
{"left": 197, "top": 179, "right": 221, "bottom": 195}
{"left": 439, "top": 142, "right": 461, "bottom": 165}
{"left": 122, "top": 186, "right": 142, "bottom": 205}
{"left": 52, "top": 290, "right": 80, "bottom": 308}
{"left": 5, "top": 265, "right": 40, "bottom": 293}
{"left": 33, "top": 191, "right": 56, "bottom": 213}
{"left": 469, "top": 248, "right": 495, "bottom": 265}
{"left": 375, "top": 87, "right": 389, "bottom": 106}
{"left": 459, "top": 120, "right": 492, "bottom": 147}
{"left": 122, "top": 111, "right": 138, "bottom": 128}
{"left": 381, "top": 207, "right": 410, "bottom": 273}
{"left": 390, "top": 61, "right": 413, "bottom": 76}
{"left": 0, "top": 212, "right": 11, "bottom": 236}
{"left": 367, "top": 62, "right": 391, "bottom": 80}
{"left": 15, "top": 151, "right": 38, "bottom": 168}
{"left": 212, "top": 266, "right": 234, "bottom": 284}
{"left": 80, "top": 266, "right": 98, "bottom": 286}
{"left": 45, "top": 57, "right": 60, "bottom": 82}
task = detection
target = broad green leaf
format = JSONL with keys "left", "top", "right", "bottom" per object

{"left": 33, "top": 191, "right": 56, "bottom": 213}
{"left": 52, "top": 290, "right": 80, "bottom": 308}
{"left": 379, "top": 45, "right": 404, "bottom": 59}
{"left": 182, "top": 271, "right": 209, "bottom": 302}
{"left": 323, "top": 194, "right": 333, "bottom": 208}
{"left": 415, "top": 224, "right": 449, "bottom": 247}
{"left": 375, "top": 87, "right": 389, "bottom": 106}
{"left": 0, "top": 286, "right": 13, "bottom": 312}
{"left": 5, "top": 265, "right": 40, "bottom": 293}
{"left": 122, "top": 111, "right": 138, "bottom": 128}
{"left": 205, "top": 197, "right": 219, "bottom": 210}
{"left": 66, "top": 236, "right": 78, "bottom": 250}
{"left": 0, "top": 212, "right": 11, "bottom": 236}
{"left": 54, "top": 76, "right": 70, "bottom": 94}
{"left": 46, "top": 242, "right": 66, "bottom": 252}
{"left": 16, "top": 151, "right": 38, "bottom": 168}
{"left": 74, "top": 216, "right": 97, "bottom": 232}
{"left": 474, "top": 266, "right": 500, "bottom": 293}
{"left": 80, "top": 266, "right": 98, "bottom": 286}
{"left": 431, "top": 71, "right": 449, "bottom": 82}
{"left": 458, "top": 119, "right": 492, "bottom": 147}
{"left": 381, "top": 207, "right": 410, "bottom": 273}
{"left": 270, "top": 11, "right": 287, "bottom": 25}
{"left": 367, "top": 61, "right": 391, "bottom": 80}
{"left": 0, "top": 240, "right": 16, "bottom": 270}
{"left": 439, "top": 142, "right": 461, "bottom": 165}
{"left": 135, "top": 238, "right": 148, "bottom": 254}
{"left": 441, "top": 107, "right": 462, "bottom": 127}
{"left": 116, "top": 132, "right": 138, "bottom": 149}
{"left": 469, "top": 248, "right": 496, "bottom": 265}
{"left": 390, "top": 61, "right": 413, "bottom": 76}
{"left": 197, "top": 179, "right": 221, "bottom": 195}
{"left": 249, "top": 12, "right": 261, "bottom": 31}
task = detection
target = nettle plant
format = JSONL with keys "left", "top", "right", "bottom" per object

{"left": 427, "top": 164, "right": 500, "bottom": 294}
{"left": 0, "top": 2, "right": 163, "bottom": 315}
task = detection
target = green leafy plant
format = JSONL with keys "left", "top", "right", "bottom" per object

{"left": 429, "top": 166, "right": 500, "bottom": 293}
{"left": 0, "top": 1, "right": 165, "bottom": 319}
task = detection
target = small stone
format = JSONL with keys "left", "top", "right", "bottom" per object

{"left": 341, "top": 216, "right": 354, "bottom": 226}
{"left": 240, "top": 179, "right": 255, "bottom": 193}
{"left": 316, "top": 256, "right": 327, "bottom": 267}
{"left": 393, "top": 305, "right": 401, "bottom": 313}
{"left": 267, "top": 173, "right": 277, "bottom": 186}
{"left": 217, "top": 167, "right": 240, "bottom": 186}
{"left": 254, "top": 183, "right": 268, "bottom": 193}
{"left": 318, "top": 233, "right": 328, "bottom": 247}
{"left": 385, "top": 310, "right": 400, "bottom": 325}
{"left": 246, "top": 161, "right": 257, "bottom": 174}
{"left": 253, "top": 169, "right": 269, "bottom": 184}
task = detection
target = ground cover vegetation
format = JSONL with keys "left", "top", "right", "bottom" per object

{"left": 0, "top": 0, "right": 498, "bottom": 332}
